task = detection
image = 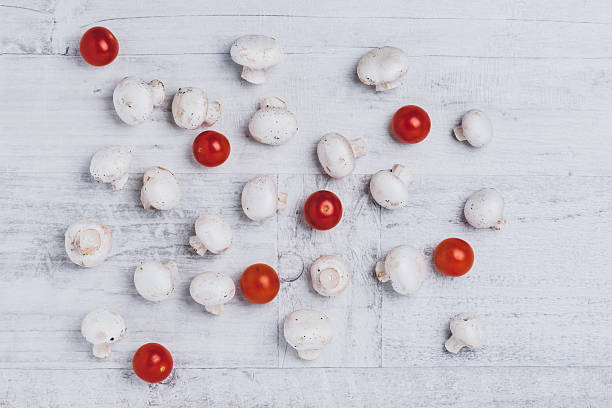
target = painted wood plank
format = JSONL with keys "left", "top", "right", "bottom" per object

{"left": 1, "top": 55, "right": 611, "bottom": 177}
{"left": 1, "top": 367, "right": 611, "bottom": 407}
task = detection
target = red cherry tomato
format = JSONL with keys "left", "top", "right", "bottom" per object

{"left": 240, "top": 263, "right": 280, "bottom": 304}
{"left": 391, "top": 105, "right": 431, "bottom": 144}
{"left": 132, "top": 343, "right": 173, "bottom": 383}
{"left": 433, "top": 238, "right": 474, "bottom": 277}
{"left": 79, "top": 27, "right": 119, "bottom": 66}
{"left": 304, "top": 190, "right": 342, "bottom": 230}
{"left": 192, "top": 131, "right": 230, "bottom": 167}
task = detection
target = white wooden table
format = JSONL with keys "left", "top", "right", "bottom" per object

{"left": 1, "top": 1, "right": 611, "bottom": 406}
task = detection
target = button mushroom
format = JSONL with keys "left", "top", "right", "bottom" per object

{"left": 375, "top": 245, "right": 428, "bottom": 295}
{"left": 189, "top": 271, "right": 236, "bottom": 315}
{"left": 310, "top": 255, "right": 350, "bottom": 296}
{"left": 113, "top": 77, "right": 165, "bottom": 125}
{"left": 81, "top": 308, "right": 126, "bottom": 358}
{"left": 65, "top": 220, "right": 112, "bottom": 267}
{"left": 454, "top": 109, "right": 493, "bottom": 147}
{"left": 357, "top": 46, "right": 409, "bottom": 92}
{"left": 134, "top": 260, "right": 178, "bottom": 302}
{"left": 140, "top": 166, "right": 180, "bottom": 210}
{"left": 189, "top": 214, "right": 232, "bottom": 256}
{"left": 445, "top": 312, "right": 486, "bottom": 354}
{"left": 283, "top": 309, "right": 333, "bottom": 360}
{"left": 171, "top": 87, "right": 221, "bottom": 130}
{"left": 464, "top": 188, "right": 506, "bottom": 230}
{"left": 317, "top": 133, "right": 366, "bottom": 179}
{"left": 230, "top": 35, "right": 282, "bottom": 84}
{"left": 89, "top": 145, "right": 132, "bottom": 191}
{"left": 241, "top": 175, "right": 287, "bottom": 221}
{"left": 248, "top": 97, "right": 298, "bottom": 146}
{"left": 369, "top": 164, "right": 412, "bottom": 210}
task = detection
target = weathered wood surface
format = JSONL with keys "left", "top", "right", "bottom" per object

{"left": 1, "top": 0, "right": 611, "bottom": 406}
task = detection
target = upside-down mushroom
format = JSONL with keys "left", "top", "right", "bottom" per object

{"left": 65, "top": 220, "right": 112, "bottom": 267}
{"left": 310, "top": 255, "right": 350, "bottom": 296}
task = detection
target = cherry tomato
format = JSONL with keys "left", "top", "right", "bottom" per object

{"left": 240, "top": 263, "right": 280, "bottom": 304}
{"left": 391, "top": 105, "right": 431, "bottom": 144}
{"left": 79, "top": 27, "right": 119, "bottom": 66}
{"left": 433, "top": 238, "right": 474, "bottom": 277}
{"left": 192, "top": 131, "right": 230, "bottom": 167}
{"left": 132, "top": 343, "right": 173, "bottom": 383}
{"left": 304, "top": 190, "right": 342, "bottom": 230}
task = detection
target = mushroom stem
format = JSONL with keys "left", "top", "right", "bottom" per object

{"left": 375, "top": 77, "right": 403, "bottom": 92}
{"left": 77, "top": 229, "right": 102, "bottom": 255}
{"left": 277, "top": 192, "right": 288, "bottom": 210}
{"left": 241, "top": 66, "right": 267, "bottom": 84}
{"left": 188, "top": 236, "right": 208, "bottom": 256}
{"left": 444, "top": 336, "right": 465, "bottom": 354}
{"left": 350, "top": 138, "right": 367, "bottom": 158}
{"left": 391, "top": 164, "right": 413, "bottom": 185}
{"left": 297, "top": 349, "right": 321, "bottom": 360}
{"left": 492, "top": 218, "right": 507, "bottom": 230}
{"left": 453, "top": 126, "right": 466, "bottom": 141}
{"left": 92, "top": 343, "right": 112, "bottom": 358}
{"left": 203, "top": 101, "right": 222, "bottom": 126}
{"left": 261, "top": 97, "right": 286, "bottom": 109}
{"left": 148, "top": 80, "right": 165, "bottom": 106}
{"left": 375, "top": 261, "right": 390, "bottom": 282}
{"left": 111, "top": 173, "right": 129, "bottom": 192}
{"left": 205, "top": 304, "right": 224, "bottom": 315}
{"left": 319, "top": 268, "right": 341, "bottom": 290}
{"left": 164, "top": 261, "right": 179, "bottom": 281}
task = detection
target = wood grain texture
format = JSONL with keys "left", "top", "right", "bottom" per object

{"left": 1, "top": 0, "right": 611, "bottom": 406}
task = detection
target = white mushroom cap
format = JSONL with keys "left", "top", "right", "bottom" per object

{"left": 189, "top": 214, "right": 232, "bottom": 256}
{"left": 454, "top": 109, "right": 493, "bottom": 147}
{"left": 445, "top": 312, "right": 486, "bottom": 354}
{"left": 375, "top": 245, "right": 428, "bottom": 295}
{"left": 241, "top": 175, "right": 287, "bottom": 221}
{"left": 317, "top": 133, "right": 366, "bottom": 179}
{"left": 248, "top": 97, "right": 298, "bottom": 145}
{"left": 310, "top": 255, "right": 350, "bottom": 296}
{"left": 189, "top": 271, "right": 236, "bottom": 315}
{"left": 357, "top": 46, "right": 409, "bottom": 92}
{"left": 81, "top": 309, "right": 126, "bottom": 358}
{"left": 140, "top": 166, "right": 181, "bottom": 210}
{"left": 113, "top": 77, "right": 165, "bottom": 125}
{"left": 230, "top": 35, "right": 282, "bottom": 84}
{"left": 171, "top": 87, "right": 221, "bottom": 130}
{"left": 464, "top": 188, "right": 506, "bottom": 230}
{"left": 283, "top": 309, "right": 333, "bottom": 360}
{"left": 89, "top": 145, "right": 132, "bottom": 191}
{"left": 65, "top": 220, "right": 112, "bottom": 268}
{"left": 369, "top": 164, "right": 412, "bottom": 210}
{"left": 134, "top": 260, "right": 178, "bottom": 302}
